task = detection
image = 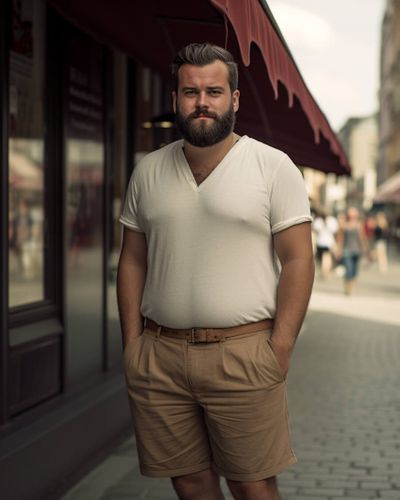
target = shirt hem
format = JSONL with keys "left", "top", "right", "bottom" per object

{"left": 119, "top": 216, "right": 144, "bottom": 232}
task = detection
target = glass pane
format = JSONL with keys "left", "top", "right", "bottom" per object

{"left": 64, "top": 28, "right": 104, "bottom": 385}
{"left": 8, "top": 0, "right": 46, "bottom": 307}
{"left": 135, "top": 66, "right": 178, "bottom": 162}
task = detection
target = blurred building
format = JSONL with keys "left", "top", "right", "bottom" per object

{"left": 306, "top": 114, "right": 377, "bottom": 216}
{"left": 0, "top": 1, "right": 349, "bottom": 500}
{"left": 378, "top": 0, "right": 400, "bottom": 185}
{"left": 377, "top": 0, "right": 400, "bottom": 202}
{"left": 303, "top": 167, "right": 348, "bottom": 216}
{"left": 338, "top": 114, "right": 378, "bottom": 210}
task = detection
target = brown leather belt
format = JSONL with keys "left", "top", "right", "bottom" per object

{"left": 144, "top": 318, "right": 274, "bottom": 343}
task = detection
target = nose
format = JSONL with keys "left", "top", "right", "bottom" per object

{"left": 196, "top": 91, "right": 208, "bottom": 108}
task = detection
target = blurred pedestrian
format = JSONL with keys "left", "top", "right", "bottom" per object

{"left": 336, "top": 207, "right": 368, "bottom": 295}
{"left": 312, "top": 210, "right": 338, "bottom": 278}
{"left": 373, "top": 211, "right": 389, "bottom": 272}
{"left": 117, "top": 43, "right": 314, "bottom": 499}
{"left": 363, "top": 212, "right": 376, "bottom": 260}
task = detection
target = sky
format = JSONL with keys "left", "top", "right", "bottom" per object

{"left": 267, "top": 0, "right": 386, "bottom": 131}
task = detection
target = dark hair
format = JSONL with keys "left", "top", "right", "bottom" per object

{"left": 172, "top": 43, "right": 238, "bottom": 92}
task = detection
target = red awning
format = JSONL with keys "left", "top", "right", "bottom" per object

{"left": 49, "top": 0, "right": 351, "bottom": 175}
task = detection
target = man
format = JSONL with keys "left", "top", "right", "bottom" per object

{"left": 117, "top": 43, "right": 314, "bottom": 500}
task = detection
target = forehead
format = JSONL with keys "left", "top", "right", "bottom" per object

{"left": 177, "top": 60, "right": 230, "bottom": 88}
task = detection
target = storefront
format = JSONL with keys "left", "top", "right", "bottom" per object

{"left": 0, "top": 2, "right": 349, "bottom": 499}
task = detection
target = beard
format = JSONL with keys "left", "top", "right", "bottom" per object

{"left": 175, "top": 102, "right": 236, "bottom": 147}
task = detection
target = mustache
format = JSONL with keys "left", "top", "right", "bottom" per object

{"left": 189, "top": 109, "right": 218, "bottom": 119}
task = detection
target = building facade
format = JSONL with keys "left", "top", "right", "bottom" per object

{"left": 339, "top": 115, "right": 378, "bottom": 210}
{"left": 378, "top": 0, "right": 400, "bottom": 185}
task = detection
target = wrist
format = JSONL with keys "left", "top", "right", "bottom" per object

{"left": 123, "top": 330, "right": 143, "bottom": 347}
{"left": 270, "top": 333, "right": 295, "bottom": 353}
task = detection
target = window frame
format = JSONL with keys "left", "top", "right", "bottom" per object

{"left": 8, "top": 1, "right": 62, "bottom": 330}
{"left": 0, "top": 0, "right": 11, "bottom": 425}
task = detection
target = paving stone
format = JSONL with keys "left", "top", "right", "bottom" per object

{"left": 294, "top": 472, "right": 350, "bottom": 482}
{"left": 345, "top": 489, "right": 379, "bottom": 498}
{"left": 332, "top": 498, "right": 378, "bottom": 500}
{"left": 278, "top": 485, "right": 298, "bottom": 494}
{"left": 279, "top": 478, "right": 317, "bottom": 488}
{"left": 366, "top": 472, "right": 392, "bottom": 480}
{"left": 360, "top": 481, "right": 394, "bottom": 489}
{"left": 330, "top": 468, "right": 369, "bottom": 476}
{"left": 319, "top": 479, "right": 358, "bottom": 488}
{"left": 378, "top": 491, "right": 400, "bottom": 498}
{"left": 285, "top": 497, "right": 327, "bottom": 500}
{"left": 300, "top": 487, "right": 344, "bottom": 496}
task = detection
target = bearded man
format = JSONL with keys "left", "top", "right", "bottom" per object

{"left": 117, "top": 43, "right": 314, "bottom": 500}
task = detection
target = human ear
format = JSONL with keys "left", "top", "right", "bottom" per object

{"left": 233, "top": 89, "right": 240, "bottom": 112}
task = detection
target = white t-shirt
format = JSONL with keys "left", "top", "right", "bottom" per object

{"left": 313, "top": 216, "right": 338, "bottom": 249}
{"left": 120, "top": 135, "right": 312, "bottom": 328}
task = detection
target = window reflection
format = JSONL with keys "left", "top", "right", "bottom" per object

{"left": 67, "top": 139, "right": 104, "bottom": 270}
{"left": 8, "top": 0, "right": 45, "bottom": 307}
{"left": 63, "top": 28, "right": 105, "bottom": 383}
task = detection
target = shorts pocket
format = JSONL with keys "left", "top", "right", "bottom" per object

{"left": 264, "top": 338, "right": 285, "bottom": 382}
{"left": 123, "top": 334, "right": 144, "bottom": 370}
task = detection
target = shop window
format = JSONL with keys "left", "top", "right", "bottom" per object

{"left": 63, "top": 25, "right": 105, "bottom": 385}
{"left": 8, "top": 0, "right": 46, "bottom": 308}
{"left": 135, "top": 65, "right": 178, "bottom": 163}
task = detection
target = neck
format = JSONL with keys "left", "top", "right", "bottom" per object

{"left": 183, "top": 132, "right": 239, "bottom": 169}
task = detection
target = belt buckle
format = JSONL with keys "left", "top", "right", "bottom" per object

{"left": 189, "top": 328, "right": 209, "bottom": 343}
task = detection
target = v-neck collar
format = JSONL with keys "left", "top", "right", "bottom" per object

{"left": 176, "top": 135, "right": 248, "bottom": 191}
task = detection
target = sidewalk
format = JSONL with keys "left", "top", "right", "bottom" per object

{"left": 58, "top": 258, "right": 400, "bottom": 500}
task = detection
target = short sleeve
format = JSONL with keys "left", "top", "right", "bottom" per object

{"left": 119, "top": 168, "right": 144, "bottom": 232}
{"left": 270, "top": 155, "right": 312, "bottom": 234}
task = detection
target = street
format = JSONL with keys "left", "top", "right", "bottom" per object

{"left": 59, "top": 256, "right": 400, "bottom": 500}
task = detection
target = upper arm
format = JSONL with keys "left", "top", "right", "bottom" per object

{"left": 119, "top": 227, "right": 147, "bottom": 267}
{"left": 273, "top": 222, "right": 314, "bottom": 266}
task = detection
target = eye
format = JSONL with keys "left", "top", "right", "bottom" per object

{"left": 183, "top": 89, "right": 197, "bottom": 96}
{"left": 209, "top": 89, "right": 222, "bottom": 96}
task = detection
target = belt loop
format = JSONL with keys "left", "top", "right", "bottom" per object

{"left": 156, "top": 325, "right": 162, "bottom": 339}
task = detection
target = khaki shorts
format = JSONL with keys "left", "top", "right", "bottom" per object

{"left": 124, "top": 327, "right": 296, "bottom": 481}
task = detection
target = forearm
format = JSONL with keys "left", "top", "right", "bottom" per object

{"left": 117, "top": 257, "right": 147, "bottom": 348}
{"left": 272, "top": 256, "right": 315, "bottom": 351}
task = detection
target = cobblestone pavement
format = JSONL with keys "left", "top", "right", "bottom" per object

{"left": 60, "top": 259, "right": 400, "bottom": 500}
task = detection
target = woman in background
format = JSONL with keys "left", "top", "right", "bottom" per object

{"left": 336, "top": 207, "right": 368, "bottom": 295}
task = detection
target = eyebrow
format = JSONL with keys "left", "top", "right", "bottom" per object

{"left": 181, "top": 86, "right": 225, "bottom": 92}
